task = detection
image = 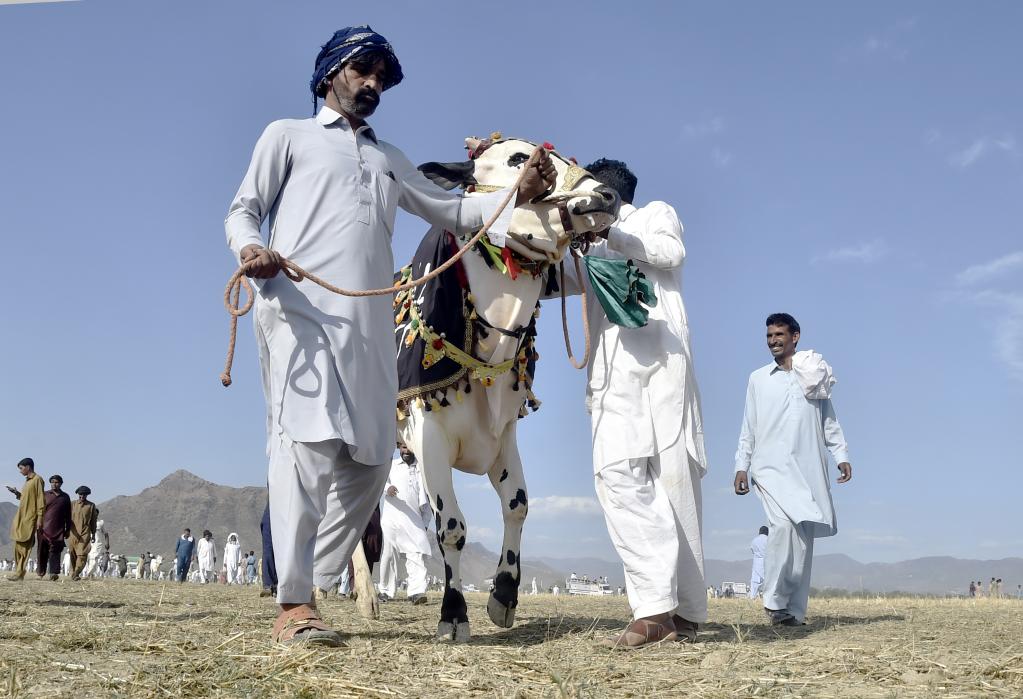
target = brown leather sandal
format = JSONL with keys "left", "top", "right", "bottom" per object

{"left": 272, "top": 604, "right": 343, "bottom": 647}
{"left": 600, "top": 617, "right": 679, "bottom": 649}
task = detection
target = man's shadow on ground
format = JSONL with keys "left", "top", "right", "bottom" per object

{"left": 697, "top": 613, "right": 906, "bottom": 643}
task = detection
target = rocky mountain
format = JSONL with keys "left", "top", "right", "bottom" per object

{"left": 94, "top": 469, "right": 266, "bottom": 560}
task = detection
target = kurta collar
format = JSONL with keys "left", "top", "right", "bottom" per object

{"left": 770, "top": 362, "right": 792, "bottom": 374}
{"left": 315, "top": 106, "right": 378, "bottom": 143}
{"left": 617, "top": 203, "right": 638, "bottom": 224}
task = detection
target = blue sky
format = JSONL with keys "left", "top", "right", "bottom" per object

{"left": 2, "top": 1, "right": 1020, "bottom": 566}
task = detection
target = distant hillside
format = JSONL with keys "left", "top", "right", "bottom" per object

{"left": 94, "top": 470, "right": 266, "bottom": 560}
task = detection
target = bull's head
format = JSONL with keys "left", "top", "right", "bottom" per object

{"left": 419, "top": 136, "right": 620, "bottom": 263}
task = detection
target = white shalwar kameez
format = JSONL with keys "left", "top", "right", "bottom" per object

{"left": 196, "top": 538, "right": 216, "bottom": 584}
{"left": 735, "top": 361, "right": 849, "bottom": 622}
{"left": 749, "top": 533, "right": 767, "bottom": 598}
{"left": 226, "top": 107, "right": 506, "bottom": 604}
{"left": 564, "top": 202, "right": 708, "bottom": 623}
{"left": 223, "top": 533, "right": 242, "bottom": 584}
{"left": 379, "top": 456, "right": 432, "bottom": 598}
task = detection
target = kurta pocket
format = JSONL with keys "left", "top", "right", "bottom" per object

{"left": 374, "top": 171, "right": 400, "bottom": 236}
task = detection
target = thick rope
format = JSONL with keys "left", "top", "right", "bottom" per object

{"left": 220, "top": 145, "right": 591, "bottom": 385}
{"left": 559, "top": 251, "right": 591, "bottom": 370}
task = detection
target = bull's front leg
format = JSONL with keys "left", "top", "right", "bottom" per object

{"left": 486, "top": 429, "right": 527, "bottom": 628}
{"left": 409, "top": 421, "right": 470, "bottom": 642}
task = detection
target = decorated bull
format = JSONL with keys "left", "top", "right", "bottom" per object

{"left": 389, "top": 135, "right": 619, "bottom": 641}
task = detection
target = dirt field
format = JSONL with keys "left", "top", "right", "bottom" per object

{"left": 0, "top": 578, "right": 1020, "bottom": 698}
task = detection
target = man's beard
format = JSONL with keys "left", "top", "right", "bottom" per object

{"left": 337, "top": 86, "right": 379, "bottom": 119}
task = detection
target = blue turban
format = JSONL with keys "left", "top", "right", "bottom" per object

{"left": 310, "top": 25, "right": 403, "bottom": 106}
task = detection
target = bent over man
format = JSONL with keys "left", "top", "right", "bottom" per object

{"left": 224, "top": 26, "right": 554, "bottom": 645}
{"left": 562, "top": 159, "right": 708, "bottom": 648}
{"left": 734, "top": 313, "right": 852, "bottom": 625}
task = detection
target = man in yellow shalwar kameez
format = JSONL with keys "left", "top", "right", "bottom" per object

{"left": 6, "top": 458, "right": 45, "bottom": 581}
{"left": 68, "top": 485, "right": 99, "bottom": 581}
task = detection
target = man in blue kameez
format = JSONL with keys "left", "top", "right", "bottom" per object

{"left": 733, "top": 313, "right": 852, "bottom": 625}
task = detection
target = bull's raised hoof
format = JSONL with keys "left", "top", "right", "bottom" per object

{"left": 486, "top": 594, "right": 517, "bottom": 628}
{"left": 487, "top": 571, "right": 519, "bottom": 628}
{"left": 436, "top": 620, "right": 471, "bottom": 643}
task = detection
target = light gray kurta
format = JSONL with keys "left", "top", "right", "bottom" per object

{"left": 734, "top": 363, "right": 850, "bottom": 537}
{"left": 226, "top": 107, "right": 503, "bottom": 465}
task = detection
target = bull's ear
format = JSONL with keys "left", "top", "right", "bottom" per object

{"left": 418, "top": 160, "right": 476, "bottom": 191}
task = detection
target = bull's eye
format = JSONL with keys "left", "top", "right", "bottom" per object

{"left": 507, "top": 152, "right": 530, "bottom": 168}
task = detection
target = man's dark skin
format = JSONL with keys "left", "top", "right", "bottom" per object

{"left": 386, "top": 442, "right": 417, "bottom": 497}
{"left": 41, "top": 477, "right": 65, "bottom": 535}
{"left": 733, "top": 323, "right": 852, "bottom": 496}
{"left": 241, "top": 56, "right": 558, "bottom": 279}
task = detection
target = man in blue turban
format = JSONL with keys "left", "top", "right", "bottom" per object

{"left": 225, "top": 26, "right": 555, "bottom": 646}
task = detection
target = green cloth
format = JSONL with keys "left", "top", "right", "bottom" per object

{"left": 583, "top": 256, "right": 657, "bottom": 328}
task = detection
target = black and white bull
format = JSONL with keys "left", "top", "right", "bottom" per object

{"left": 392, "top": 136, "right": 619, "bottom": 641}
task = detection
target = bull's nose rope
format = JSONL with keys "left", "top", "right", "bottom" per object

{"left": 559, "top": 251, "right": 591, "bottom": 370}
{"left": 220, "top": 145, "right": 590, "bottom": 386}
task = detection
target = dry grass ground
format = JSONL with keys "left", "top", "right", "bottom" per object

{"left": 0, "top": 578, "right": 1020, "bottom": 698}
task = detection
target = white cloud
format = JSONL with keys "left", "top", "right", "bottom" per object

{"left": 472, "top": 526, "right": 499, "bottom": 542}
{"left": 683, "top": 116, "right": 724, "bottom": 140}
{"left": 845, "top": 17, "right": 917, "bottom": 62}
{"left": 955, "top": 251, "right": 1023, "bottom": 286}
{"left": 952, "top": 252, "right": 1023, "bottom": 381}
{"left": 528, "top": 495, "right": 602, "bottom": 518}
{"left": 811, "top": 239, "right": 888, "bottom": 265}
{"left": 845, "top": 528, "right": 909, "bottom": 545}
{"left": 711, "top": 147, "right": 733, "bottom": 169}
{"left": 922, "top": 129, "right": 941, "bottom": 146}
{"left": 948, "top": 134, "right": 1016, "bottom": 168}
{"left": 970, "top": 290, "right": 1023, "bottom": 381}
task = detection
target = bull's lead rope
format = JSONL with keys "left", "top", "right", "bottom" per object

{"left": 220, "top": 145, "right": 590, "bottom": 385}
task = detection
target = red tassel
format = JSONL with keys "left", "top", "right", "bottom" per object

{"left": 445, "top": 230, "right": 469, "bottom": 288}
{"left": 502, "top": 247, "right": 520, "bottom": 280}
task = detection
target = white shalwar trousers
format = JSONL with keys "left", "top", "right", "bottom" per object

{"left": 269, "top": 437, "right": 389, "bottom": 605}
{"left": 757, "top": 485, "right": 815, "bottom": 622}
{"left": 594, "top": 438, "right": 706, "bottom": 622}
{"left": 379, "top": 539, "right": 429, "bottom": 597}
{"left": 749, "top": 559, "right": 765, "bottom": 598}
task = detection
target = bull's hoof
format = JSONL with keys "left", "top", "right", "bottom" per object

{"left": 436, "top": 621, "right": 471, "bottom": 643}
{"left": 487, "top": 594, "right": 517, "bottom": 628}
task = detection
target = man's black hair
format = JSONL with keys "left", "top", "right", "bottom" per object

{"left": 184, "top": 528, "right": 191, "bottom": 533}
{"left": 583, "top": 158, "right": 637, "bottom": 204}
{"left": 17, "top": 457, "right": 34, "bottom": 469}
{"left": 758, "top": 525, "right": 769, "bottom": 536}
{"left": 766, "top": 312, "right": 800, "bottom": 335}
{"left": 49, "top": 474, "right": 63, "bottom": 484}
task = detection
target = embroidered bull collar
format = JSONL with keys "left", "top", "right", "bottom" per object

{"left": 393, "top": 228, "right": 541, "bottom": 419}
